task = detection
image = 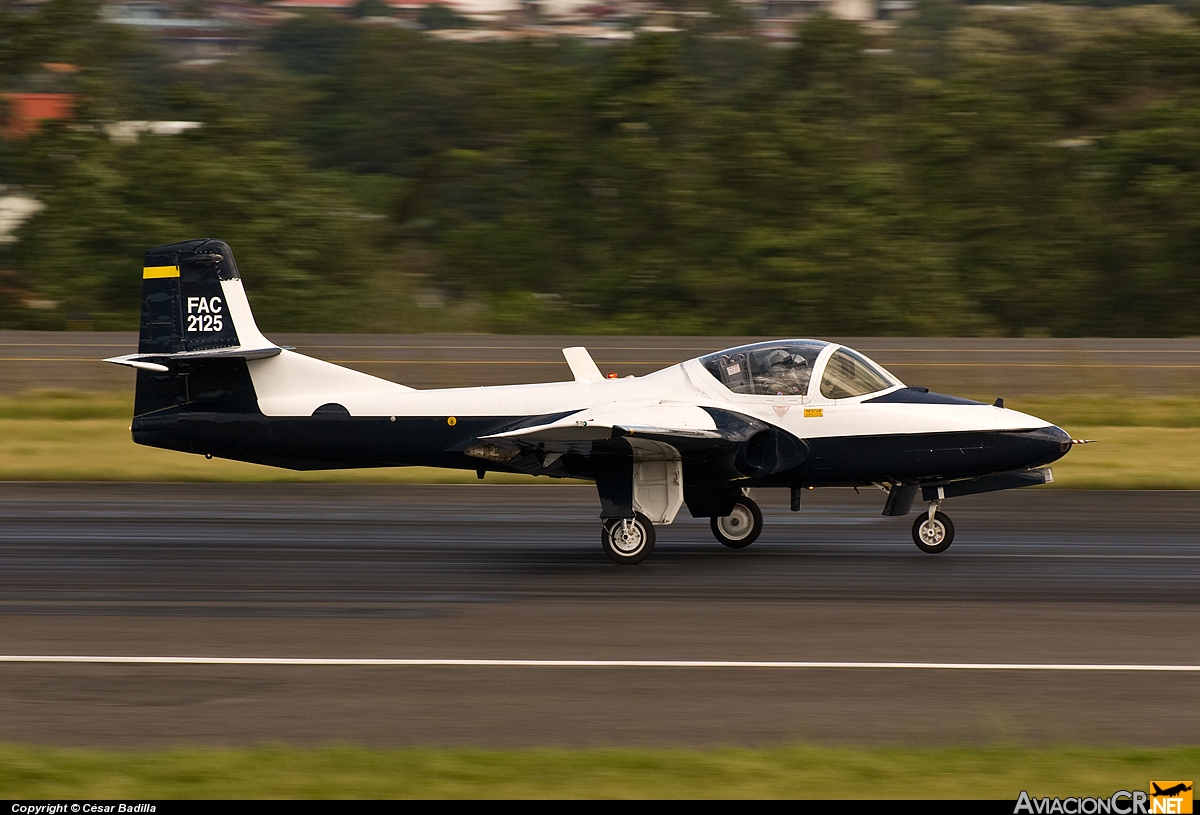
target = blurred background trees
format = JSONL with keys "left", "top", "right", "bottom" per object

{"left": 3, "top": 0, "right": 1200, "bottom": 335}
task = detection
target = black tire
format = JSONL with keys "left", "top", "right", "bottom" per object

{"left": 601, "top": 512, "right": 656, "bottom": 564}
{"left": 912, "top": 510, "right": 954, "bottom": 554}
{"left": 711, "top": 496, "right": 764, "bottom": 549}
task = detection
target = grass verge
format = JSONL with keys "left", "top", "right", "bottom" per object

{"left": 1, "top": 744, "right": 1197, "bottom": 798}
{"left": 1003, "top": 395, "right": 1200, "bottom": 429}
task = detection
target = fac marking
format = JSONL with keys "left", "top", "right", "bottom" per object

{"left": 186, "top": 296, "right": 224, "bottom": 333}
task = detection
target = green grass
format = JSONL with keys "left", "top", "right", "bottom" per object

{"left": 0, "top": 744, "right": 1196, "bottom": 798}
{"left": 1, "top": 391, "right": 1199, "bottom": 487}
{"left": 1002, "top": 395, "right": 1200, "bottom": 429}
{"left": 0, "top": 390, "right": 133, "bottom": 420}
{"left": 1033, "top": 426, "right": 1200, "bottom": 489}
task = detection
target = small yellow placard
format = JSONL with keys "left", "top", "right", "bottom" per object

{"left": 142, "top": 265, "right": 180, "bottom": 279}
{"left": 804, "top": 408, "right": 823, "bottom": 418}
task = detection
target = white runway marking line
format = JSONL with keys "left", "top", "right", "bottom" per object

{"left": 1, "top": 656, "right": 1199, "bottom": 671}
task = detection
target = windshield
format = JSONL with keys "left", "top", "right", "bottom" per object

{"left": 819, "top": 347, "right": 898, "bottom": 399}
{"left": 701, "top": 341, "right": 828, "bottom": 396}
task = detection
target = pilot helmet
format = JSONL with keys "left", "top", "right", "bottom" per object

{"left": 766, "top": 349, "right": 805, "bottom": 368}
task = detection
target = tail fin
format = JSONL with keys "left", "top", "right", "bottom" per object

{"left": 138, "top": 238, "right": 272, "bottom": 355}
{"left": 108, "top": 239, "right": 278, "bottom": 417}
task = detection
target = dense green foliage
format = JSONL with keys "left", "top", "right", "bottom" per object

{"left": 4, "top": 1, "right": 1200, "bottom": 334}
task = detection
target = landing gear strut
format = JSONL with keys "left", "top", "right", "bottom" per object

{"left": 601, "top": 512, "right": 656, "bottom": 564}
{"left": 912, "top": 502, "right": 954, "bottom": 554}
{"left": 711, "top": 495, "right": 764, "bottom": 549}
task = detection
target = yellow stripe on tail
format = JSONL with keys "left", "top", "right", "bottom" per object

{"left": 142, "top": 265, "right": 180, "bottom": 279}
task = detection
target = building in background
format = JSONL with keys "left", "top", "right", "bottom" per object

{"left": 101, "top": 0, "right": 285, "bottom": 63}
{"left": 90, "top": 0, "right": 898, "bottom": 55}
{"left": 0, "top": 63, "right": 77, "bottom": 140}
{"left": 0, "top": 93, "right": 75, "bottom": 140}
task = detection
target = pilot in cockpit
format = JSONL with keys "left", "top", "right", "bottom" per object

{"left": 756, "top": 349, "right": 810, "bottom": 395}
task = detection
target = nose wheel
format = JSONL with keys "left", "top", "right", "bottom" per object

{"left": 601, "top": 512, "right": 656, "bottom": 564}
{"left": 711, "top": 496, "right": 763, "bottom": 549}
{"left": 912, "top": 509, "right": 954, "bottom": 554}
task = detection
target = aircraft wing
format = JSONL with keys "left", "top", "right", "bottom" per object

{"left": 477, "top": 403, "right": 808, "bottom": 477}
{"left": 480, "top": 404, "right": 766, "bottom": 448}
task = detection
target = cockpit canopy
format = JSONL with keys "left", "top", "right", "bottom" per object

{"left": 699, "top": 340, "right": 900, "bottom": 399}
{"left": 819, "top": 346, "right": 898, "bottom": 399}
{"left": 701, "top": 341, "right": 826, "bottom": 396}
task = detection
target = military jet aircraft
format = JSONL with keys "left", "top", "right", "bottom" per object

{"left": 107, "top": 239, "right": 1078, "bottom": 564}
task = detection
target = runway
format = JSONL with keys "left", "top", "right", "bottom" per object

{"left": 0, "top": 484, "right": 1197, "bottom": 748}
{"left": 6, "top": 330, "right": 1200, "bottom": 395}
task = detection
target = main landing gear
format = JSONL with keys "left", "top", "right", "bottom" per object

{"left": 912, "top": 502, "right": 955, "bottom": 554}
{"left": 601, "top": 512, "right": 656, "bottom": 564}
{"left": 600, "top": 492, "right": 957, "bottom": 563}
{"left": 711, "top": 495, "right": 764, "bottom": 549}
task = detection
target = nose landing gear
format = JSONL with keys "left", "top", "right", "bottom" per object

{"left": 912, "top": 502, "right": 954, "bottom": 554}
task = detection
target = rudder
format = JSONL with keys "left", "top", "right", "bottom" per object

{"left": 139, "top": 239, "right": 241, "bottom": 355}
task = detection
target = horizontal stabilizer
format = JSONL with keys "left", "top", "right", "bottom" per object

{"left": 105, "top": 344, "right": 285, "bottom": 369}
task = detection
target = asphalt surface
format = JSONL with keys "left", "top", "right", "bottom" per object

{"left": 6, "top": 330, "right": 1200, "bottom": 394}
{"left": 0, "top": 484, "right": 1197, "bottom": 748}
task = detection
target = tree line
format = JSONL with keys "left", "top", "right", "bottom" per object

{"left": 3, "top": 0, "right": 1200, "bottom": 336}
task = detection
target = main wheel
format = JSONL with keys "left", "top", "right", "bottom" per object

{"left": 912, "top": 510, "right": 954, "bottom": 554}
{"left": 601, "top": 512, "right": 656, "bottom": 564}
{"left": 711, "top": 496, "right": 764, "bottom": 549}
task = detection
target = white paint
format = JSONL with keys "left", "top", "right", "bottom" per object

{"left": 213, "top": 268, "right": 1063, "bottom": 454}
{"left": 114, "top": 359, "right": 169, "bottom": 373}
{"left": 250, "top": 350, "right": 414, "bottom": 416}
{"left": 241, "top": 337, "right": 1055, "bottom": 442}
{"left": 218, "top": 278, "right": 272, "bottom": 350}
{"left": 1, "top": 655, "right": 1198, "bottom": 671}
{"left": 562, "top": 346, "right": 604, "bottom": 383}
{"left": 633, "top": 455, "right": 684, "bottom": 525}
{"left": 484, "top": 400, "right": 718, "bottom": 443}
{"left": 218, "top": 277, "right": 413, "bottom": 414}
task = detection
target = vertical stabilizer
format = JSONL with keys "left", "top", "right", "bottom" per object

{"left": 138, "top": 238, "right": 274, "bottom": 355}
{"left": 120, "top": 239, "right": 277, "bottom": 417}
{"left": 140, "top": 239, "right": 243, "bottom": 354}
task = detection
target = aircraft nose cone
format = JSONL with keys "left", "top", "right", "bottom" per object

{"left": 1020, "top": 424, "right": 1073, "bottom": 466}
